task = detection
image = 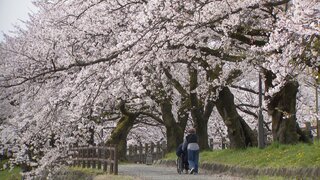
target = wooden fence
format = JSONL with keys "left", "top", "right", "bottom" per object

{"left": 69, "top": 145, "right": 118, "bottom": 175}
{"left": 126, "top": 141, "right": 166, "bottom": 164}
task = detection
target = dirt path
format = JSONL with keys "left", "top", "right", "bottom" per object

{"left": 113, "top": 164, "right": 245, "bottom": 180}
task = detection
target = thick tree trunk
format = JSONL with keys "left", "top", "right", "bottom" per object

{"left": 216, "top": 87, "right": 257, "bottom": 149}
{"left": 190, "top": 109, "right": 210, "bottom": 149}
{"left": 263, "top": 69, "right": 311, "bottom": 144}
{"left": 267, "top": 81, "right": 300, "bottom": 144}
{"left": 106, "top": 115, "right": 137, "bottom": 161}
{"left": 160, "top": 101, "right": 186, "bottom": 152}
{"left": 194, "top": 114, "right": 210, "bottom": 150}
{"left": 106, "top": 101, "right": 138, "bottom": 161}
{"left": 189, "top": 97, "right": 211, "bottom": 150}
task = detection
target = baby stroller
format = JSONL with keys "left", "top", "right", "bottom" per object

{"left": 176, "top": 143, "right": 188, "bottom": 174}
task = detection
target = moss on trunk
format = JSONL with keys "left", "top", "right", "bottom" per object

{"left": 106, "top": 101, "right": 139, "bottom": 161}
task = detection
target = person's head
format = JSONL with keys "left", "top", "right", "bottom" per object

{"left": 188, "top": 128, "right": 196, "bottom": 134}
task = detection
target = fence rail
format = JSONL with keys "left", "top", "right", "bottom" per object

{"left": 69, "top": 145, "right": 118, "bottom": 175}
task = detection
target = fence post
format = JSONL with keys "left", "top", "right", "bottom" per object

{"left": 110, "top": 146, "right": 114, "bottom": 174}
{"left": 81, "top": 148, "right": 85, "bottom": 168}
{"left": 150, "top": 142, "right": 154, "bottom": 160}
{"left": 92, "top": 147, "right": 96, "bottom": 169}
{"left": 161, "top": 141, "right": 166, "bottom": 158}
{"left": 128, "top": 145, "right": 132, "bottom": 162}
{"left": 134, "top": 145, "right": 138, "bottom": 163}
{"left": 305, "top": 122, "right": 313, "bottom": 140}
{"left": 156, "top": 142, "right": 161, "bottom": 159}
{"left": 209, "top": 138, "right": 213, "bottom": 149}
{"left": 69, "top": 147, "right": 78, "bottom": 167}
{"left": 114, "top": 146, "right": 118, "bottom": 175}
{"left": 109, "top": 145, "right": 118, "bottom": 175}
{"left": 97, "top": 146, "right": 102, "bottom": 170}
{"left": 103, "top": 146, "right": 107, "bottom": 172}
{"left": 75, "top": 148, "right": 79, "bottom": 167}
{"left": 139, "top": 143, "right": 143, "bottom": 163}
{"left": 221, "top": 137, "right": 226, "bottom": 149}
{"left": 76, "top": 148, "right": 82, "bottom": 167}
{"left": 144, "top": 143, "right": 149, "bottom": 163}
{"left": 145, "top": 142, "right": 153, "bottom": 165}
{"left": 86, "top": 147, "right": 91, "bottom": 168}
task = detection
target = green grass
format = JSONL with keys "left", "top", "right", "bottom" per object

{"left": 0, "top": 167, "right": 21, "bottom": 180}
{"left": 164, "top": 141, "right": 320, "bottom": 169}
{"left": 0, "top": 159, "right": 21, "bottom": 180}
{"left": 68, "top": 166, "right": 106, "bottom": 175}
{"left": 68, "top": 167, "right": 137, "bottom": 180}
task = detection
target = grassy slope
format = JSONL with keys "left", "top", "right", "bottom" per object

{"left": 164, "top": 141, "right": 320, "bottom": 169}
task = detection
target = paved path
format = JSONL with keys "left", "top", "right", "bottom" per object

{"left": 117, "top": 164, "right": 245, "bottom": 180}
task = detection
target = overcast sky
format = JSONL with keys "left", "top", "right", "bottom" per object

{"left": 0, "top": 0, "right": 37, "bottom": 40}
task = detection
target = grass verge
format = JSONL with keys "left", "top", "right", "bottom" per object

{"left": 164, "top": 141, "right": 320, "bottom": 169}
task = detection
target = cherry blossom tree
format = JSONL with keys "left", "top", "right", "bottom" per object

{"left": 250, "top": 0, "right": 320, "bottom": 144}
{"left": 1, "top": 0, "right": 320, "bottom": 178}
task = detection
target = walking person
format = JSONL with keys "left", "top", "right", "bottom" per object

{"left": 183, "top": 128, "right": 199, "bottom": 175}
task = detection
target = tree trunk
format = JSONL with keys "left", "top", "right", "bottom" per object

{"left": 106, "top": 101, "right": 138, "bottom": 161}
{"left": 189, "top": 65, "right": 211, "bottom": 150}
{"left": 161, "top": 66, "right": 191, "bottom": 152}
{"left": 106, "top": 115, "right": 136, "bottom": 161}
{"left": 160, "top": 101, "right": 186, "bottom": 152}
{"left": 267, "top": 81, "right": 300, "bottom": 144}
{"left": 216, "top": 87, "right": 257, "bottom": 149}
{"left": 189, "top": 97, "right": 211, "bottom": 150}
{"left": 194, "top": 113, "right": 210, "bottom": 150}
{"left": 263, "top": 69, "right": 311, "bottom": 144}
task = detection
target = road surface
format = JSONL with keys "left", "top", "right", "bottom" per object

{"left": 115, "top": 164, "right": 245, "bottom": 180}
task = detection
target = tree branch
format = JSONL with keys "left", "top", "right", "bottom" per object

{"left": 230, "top": 85, "right": 259, "bottom": 95}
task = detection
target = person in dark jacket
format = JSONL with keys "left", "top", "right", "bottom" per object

{"left": 176, "top": 143, "right": 189, "bottom": 173}
{"left": 183, "top": 128, "right": 199, "bottom": 174}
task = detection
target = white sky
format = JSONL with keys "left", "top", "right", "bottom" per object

{"left": 0, "top": 0, "right": 37, "bottom": 40}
